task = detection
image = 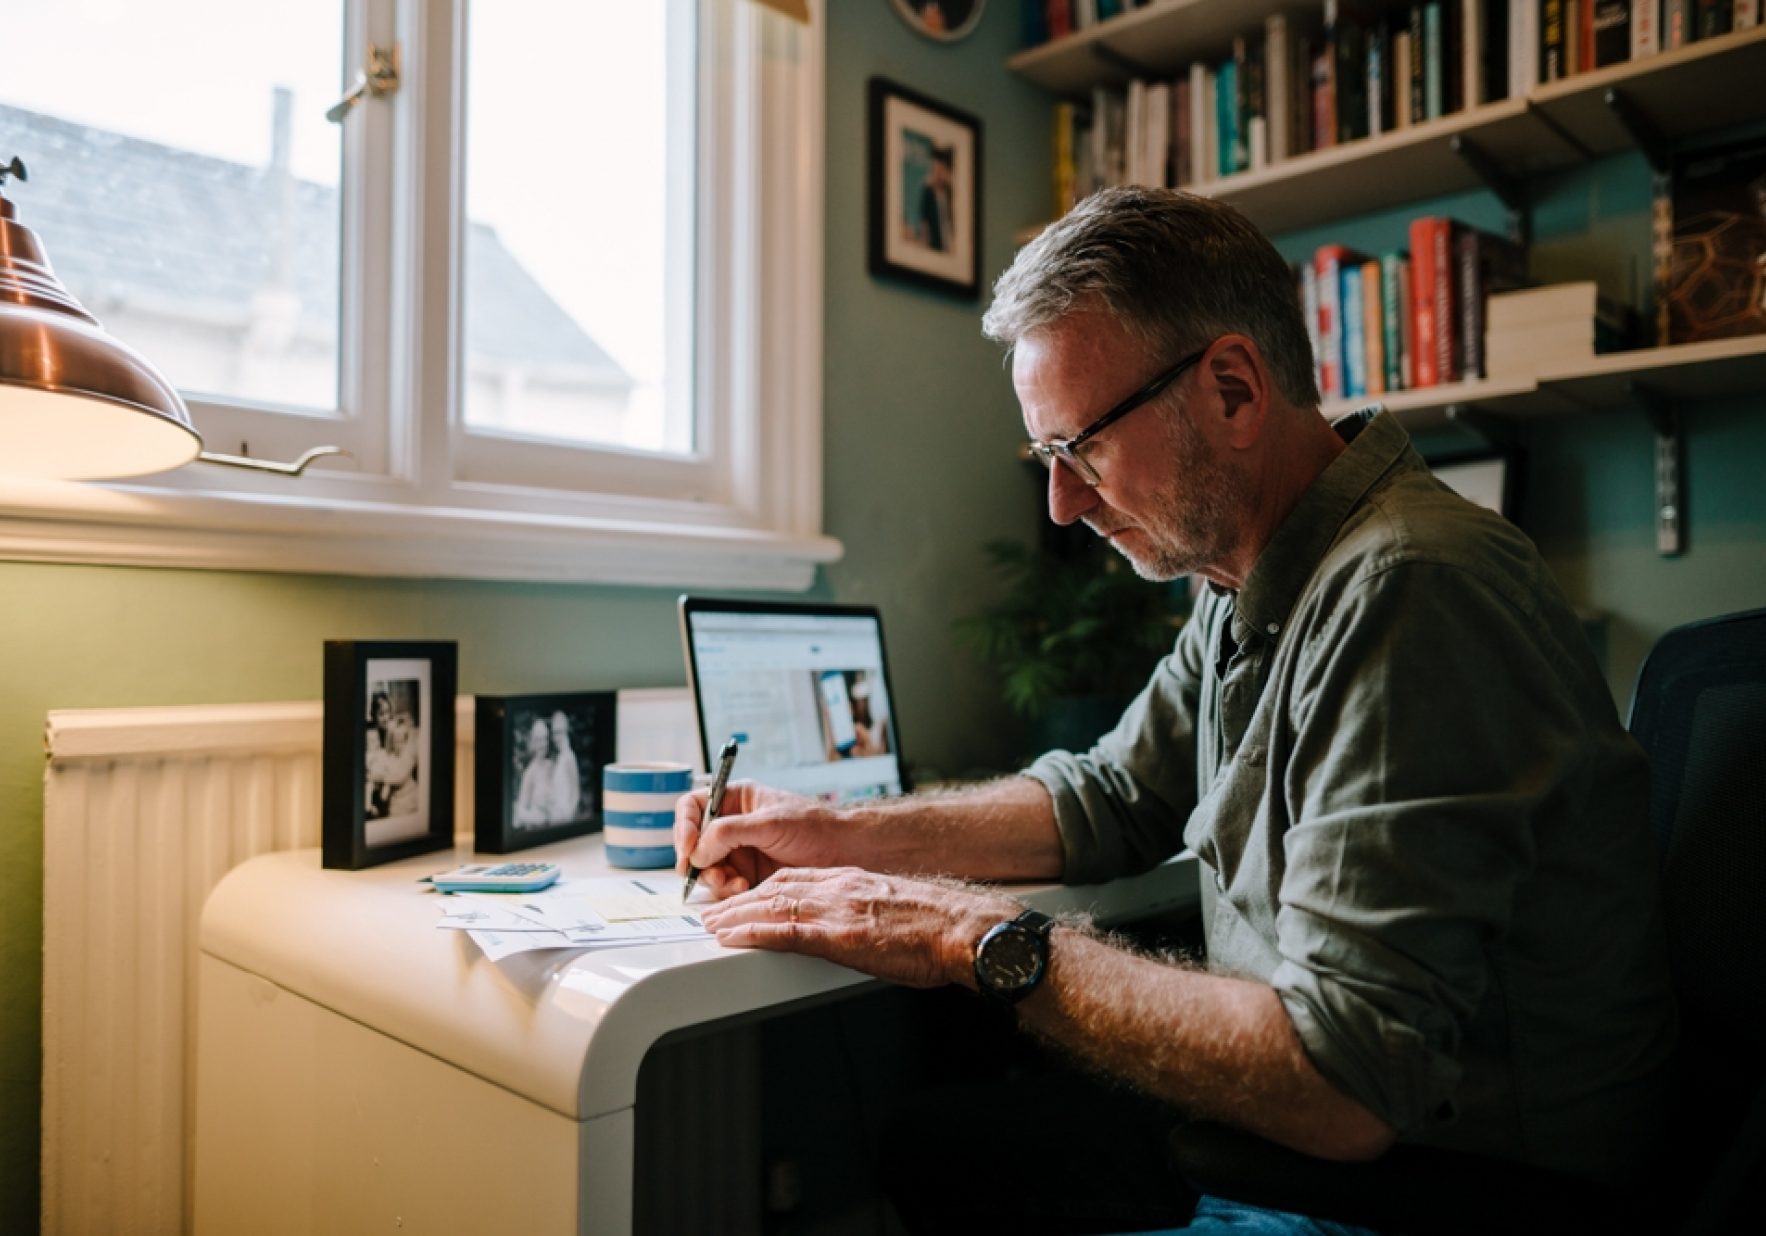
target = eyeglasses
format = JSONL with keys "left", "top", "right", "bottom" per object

{"left": 1024, "top": 346, "right": 1208, "bottom": 487}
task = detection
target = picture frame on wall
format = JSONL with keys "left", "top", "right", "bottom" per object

{"left": 322, "top": 640, "right": 457, "bottom": 870}
{"left": 868, "top": 77, "right": 982, "bottom": 298}
{"left": 474, "top": 690, "right": 618, "bottom": 854}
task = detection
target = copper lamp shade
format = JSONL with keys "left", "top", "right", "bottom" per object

{"left": 0, "top": 172, "right": 202, "bottom": 479}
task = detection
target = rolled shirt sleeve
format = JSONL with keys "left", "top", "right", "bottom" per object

{"left": 1024, "top": 611, "right": 1210, "bottom": 885}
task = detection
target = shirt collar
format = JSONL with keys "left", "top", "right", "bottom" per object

{"left": 1231, "top": 408, "right": 1413, "bottom": 646}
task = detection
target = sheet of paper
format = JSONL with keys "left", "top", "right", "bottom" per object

{"left": 443, "top": 876, "right": 714, "bottom": 961}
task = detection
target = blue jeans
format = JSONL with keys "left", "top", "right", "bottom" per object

{"left": 1122, "top": 1194, "right": 1383, "bottom": 1235}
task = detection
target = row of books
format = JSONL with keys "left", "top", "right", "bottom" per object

{"left": 1302, "top": 219, "right": 1534, "bottom": 400}
{"left": 1302, "top": 219, "right": 1645, "bottom": 401}
{"left": 1025, "top": 1, "right": 1761, "bottom": 56}
{"left": 1042, "top": 3, "right": 1759, "bottom": 210}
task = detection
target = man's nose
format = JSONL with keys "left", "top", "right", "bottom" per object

{"left": 1047, "top": 460, "right": 1098, "bottom": 526}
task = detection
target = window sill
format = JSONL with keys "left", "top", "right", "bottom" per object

{"left": 0, "top": 478, "right": 842, "bottom": 589}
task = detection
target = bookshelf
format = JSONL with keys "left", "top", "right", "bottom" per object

{"left": 1014, "top": 21, "right": 1766, "bottom": 235}
{"left": 1009, "top": 6, "right": 1766, "bottom": 550}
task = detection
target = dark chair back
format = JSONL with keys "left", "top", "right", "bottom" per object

{"left": 1627, "top": 607, "right": 1766, "bottom": 1233}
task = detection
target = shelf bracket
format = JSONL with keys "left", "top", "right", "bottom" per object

{"left": 1603, "top": 88, "right": 1671, "bottom": 176}
{"left": 1630, "top": 381, "right": 1685, "bottom": 557}
{"left": 1087, "top": 40, "right": 1154, "bottom": 79}
{"left": 1450, "top": 135, "right": 1529, "bottom": 246}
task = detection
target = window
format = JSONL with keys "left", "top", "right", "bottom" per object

{"left": 0, "top": 0, "right": 834, "bottom": 589}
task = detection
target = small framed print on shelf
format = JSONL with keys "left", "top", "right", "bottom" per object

{"left": 868, "top": 77, "right": 982, "bottom": 298}
{"left": 322, "top": 640, "right": 457, "bottom": 870}
{"left": 474, "top": 690, "right": 618, "bottom": 854}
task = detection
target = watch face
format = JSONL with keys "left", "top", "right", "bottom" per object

{"left": 979, "top": 923, "right": 1043, "bottom": 992}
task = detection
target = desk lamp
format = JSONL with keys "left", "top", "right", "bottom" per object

{"left": 0, "top": 156, "right": 341, "bottom": 480}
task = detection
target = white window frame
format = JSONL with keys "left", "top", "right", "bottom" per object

{"left": 0, "top": 0, "right": 836, "bottom": 590}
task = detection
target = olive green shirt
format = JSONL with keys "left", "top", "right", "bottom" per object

{"left": 1026, "top": 410, "right": 1676, "bottom": 1184}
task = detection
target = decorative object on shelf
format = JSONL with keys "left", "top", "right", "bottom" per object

{"left": 956, "top": 537, "right": 1182, "bottom": 754}
{"left": 888, "top": 0, "right": 986, "bottom": 43}
{"left": 1660, "top": 132, "right": 1766, "bottom": 345}
{"left": 474, "top": 690, "right": 618, "bottom": 854}
{"left": 868, "top": 77, "right": 983, "bottom": 298}
{"left": 0, "top": 156, "right": 344, "bottom": 480}
{"left": 323, "top": 640, "right": 458, "bottom": 870}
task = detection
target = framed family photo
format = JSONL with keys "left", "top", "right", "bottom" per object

{"left": 322, "top": 640, "right": 457, "bottom": 870}
{"left": 474, "top": 690, "right": 618, "bottom": 853}
{"left": 868, "top": 77, "right": 982, "bottom": 298}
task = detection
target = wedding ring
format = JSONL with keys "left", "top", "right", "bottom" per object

{"left": 788, "top": 899, "right": 800, "bottom": 925}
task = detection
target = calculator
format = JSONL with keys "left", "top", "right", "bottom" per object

{"left": 429, "top": 861, "right": 562, "bottom": 893}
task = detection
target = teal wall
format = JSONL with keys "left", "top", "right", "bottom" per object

{"left": 0, "top": 7, "right": 1049, "bottom": 1224}
{"left": 4, "top": 6, "right": 1764, "bottom": 1228}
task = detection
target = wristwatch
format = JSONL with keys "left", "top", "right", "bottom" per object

{"left": 973, "top": 908, "right": 1056, "bottom": 1005}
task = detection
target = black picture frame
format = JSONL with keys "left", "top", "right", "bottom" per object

{"left": 867, "top": 77, "right": 982, "bottom": 298}
{"left": 474, "top": 690, "right": 618, "bottom": 854}
{"left": 322, "top": 640, "right": 457, "bottom": 870}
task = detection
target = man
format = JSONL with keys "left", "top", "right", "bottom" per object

{"left": 918, "top": 144, "right": 955, "bottom": 252}
{"left": 676, "top": 188, "right": 1676, "bottom": 1231}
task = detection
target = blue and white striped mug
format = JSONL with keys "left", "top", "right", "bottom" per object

{"left": 602, "top": 761, "right": 693, "bottom": 868}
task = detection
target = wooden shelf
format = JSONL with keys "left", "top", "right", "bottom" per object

{"left": 1013, "top": 22, "right": 1766, "bottom": 235}
{"left": 1321, "top": 336, "right": 1766, "bottom": 432}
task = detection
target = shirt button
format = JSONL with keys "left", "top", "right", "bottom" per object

{"left": 1265, "top": 622, "right": 1279, "bottom": 635}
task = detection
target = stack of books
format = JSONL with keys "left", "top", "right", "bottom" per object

{"left": 1484, "top": 282, "right": 1634, "bottom": 380}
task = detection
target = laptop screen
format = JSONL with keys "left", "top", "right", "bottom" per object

{"left": 679, "top": 597, "right": 910, "bottom": 802}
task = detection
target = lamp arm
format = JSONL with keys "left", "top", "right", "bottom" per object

{"left": 195, "top": 445, "right": 350, "bottom": 477}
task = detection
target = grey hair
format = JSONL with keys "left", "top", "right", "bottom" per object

{"left": 981, "top": 186, "right": 1320, "bottom": 408}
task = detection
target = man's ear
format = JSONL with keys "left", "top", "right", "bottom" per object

{"left": 1203, "top": 336, "right": 1269, "bottom": 449}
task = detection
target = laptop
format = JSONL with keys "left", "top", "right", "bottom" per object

{"left": 678, "top": 596, "right": 911, "bottom": 801}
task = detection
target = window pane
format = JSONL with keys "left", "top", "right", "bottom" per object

{"left": 463, "top": 0, "right": 696, "bottom": 454}
{"left": 0, "top": 0, "right": 344, "bottom": 415}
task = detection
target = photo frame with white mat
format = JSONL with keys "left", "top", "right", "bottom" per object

{"left": 322, "top": 640, "right": 457, "bottom": 870}
{"left": 1431, "top": 449, "right": 1520, "bottom": 520}
{"left": 868, "top": 77, "right": 982, "bottom": 298}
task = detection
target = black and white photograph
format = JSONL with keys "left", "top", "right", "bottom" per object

{"left": 322, "top": 640, "right": 457, "bottom": 870}
{"left": 475, "top": 690, "right": 617, "bottom": 853}
{"left": 868, "top": 77, "right": 982, "bottom": 297}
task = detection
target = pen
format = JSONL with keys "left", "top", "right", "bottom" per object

{"left": 681, "top": 736, "right": 739, "bottom": 902}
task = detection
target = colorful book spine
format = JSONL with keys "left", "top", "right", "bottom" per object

{"left": 1408, "top": 218, "right": 1447, "bottom": 386}
{"left": 1633, "top": 0, "right": 1661, "bottom": 55}
{"left": 1315, "top": 245, "right": 1361, "bottom": 398}
{"left": 1382, "top": 253, "right": 1410, "bottom": 392}
{"left": 1665, "top": 0, "right": 1695, "bottom": 47}
{"left": 1594, "top": 2, "right": 1632, "bottom": 66}
{"left": 1543, "top": 0, "right": 1568, "bottom": 80}
{"left": 1362, "top": 257, "right": 1387, "bottom": 395}
{"left": 1343, "top": 263, "right": 1369, "bottom": 398}
{"left": 1216, "top": 56, "right": 1241, "bottom": 176}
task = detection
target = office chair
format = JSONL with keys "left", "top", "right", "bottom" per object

{"left": 1167, "top": 607, "right": 1766, "bottom": 1235}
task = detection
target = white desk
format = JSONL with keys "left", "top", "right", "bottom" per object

{"left": 193, "top": 836, "right": 1198, "bottom": 1235}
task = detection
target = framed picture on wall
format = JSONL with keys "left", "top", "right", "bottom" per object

{"left": 322, "top": 640, "right": 457, "bottom": 870}
{"left": 474, "top": 690, "right": 618, "bottom": 853}
{"left": 868, "top": 77, "right": 983, "bottom": 298}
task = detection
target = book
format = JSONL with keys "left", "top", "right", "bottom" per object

{"left": 1332, "top": 2, "right": 1372, "bottom": 143}
{"left": 1382, "top": 252, "right": 1412, "bottom": 391}
{"left": 1660, "top": 134, "right": 1766, "bottom": 344}
{"left": 1664, "top": 0, "right": 1695, "bottom": 46}
{"left": 1217, "top": 55, "right": 1242, "bottom": 176}
{"left": 1266, "top": 14, "right": 1293, "bottom": 162}
{"left": 1242, "top": 34, "right": 1269, "bottom": 170}
{"left": 1343, "top": 262, "right": 1370, "bottom": 397}
{"left": 1739, "top": 3, "right": 1764, "bottom": 31}
{"left": 1633, "top": 0, "right": 1661, "bottom": 57}
{"left": 1425, "top": 2, "right": 1446, "bottom": 117}
{"left": 1594, "top": 1, "right": 1632, "bottom": 64}
{"left": 1411, "top": 5, "right": 1429, "bottom": 123}
{"left": 1698, "top": 0, "right": 1733, "bottom": 36}
{"left": 1362, "top": 257, "right": 1387, "bottom": 394}
{"left": 1543, "top": 0, "right": 1569, "bottom": 83}
{"left": 1394, "top": 28, "right": 1414, "bottom": 127}
{"left": 1315, "top": 244, "right": 1370, "bottom": 397}
{"left": 1456, "top": 226, "right": 1530, "bottom": 379}
{"left": 1510, "top": 1, "right": 1538, "bottom": 95}
{"left": 1408, "top": 217, "right": 1459, "bottom": 385}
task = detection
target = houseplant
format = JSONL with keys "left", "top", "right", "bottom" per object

{"left": 957, "top": 537, "right": 1185, "bottom": 756}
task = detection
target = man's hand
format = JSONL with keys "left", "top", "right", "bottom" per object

{"left": 674, "top": 781, "right": 856, "bottom": 898}
{"left": 698, "top": 867, "right": 1019, "bottom": 989}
